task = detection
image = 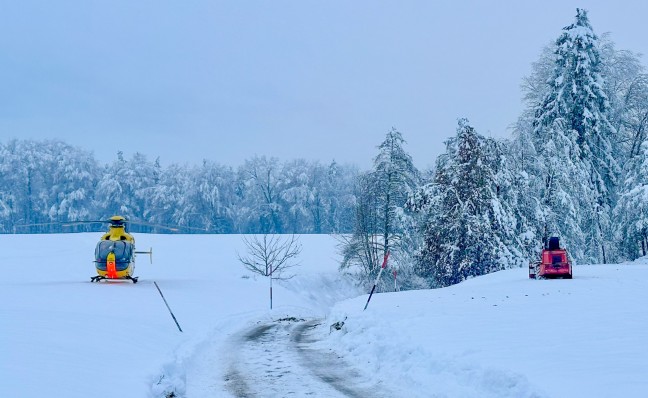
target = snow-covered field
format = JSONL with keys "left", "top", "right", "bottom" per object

{"left": 1, "top": 233, "right": 647, "bottom": 397}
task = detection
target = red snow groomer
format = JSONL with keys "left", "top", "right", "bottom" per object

{"left": 529, "top": 237, "right": 572, "bottom": 279}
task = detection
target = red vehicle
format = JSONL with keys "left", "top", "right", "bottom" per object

{"left": 529, "top": 237, "right": 572, "bottom": 279}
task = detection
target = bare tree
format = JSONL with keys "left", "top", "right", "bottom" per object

{"left": 238, "top": 234, "right": 302, "bottom": 280}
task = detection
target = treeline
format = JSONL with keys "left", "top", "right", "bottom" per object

{"left": 341, "top": 9, "right": 648, "bottom": 289}
{"left": 0, "top": 140, "right": 358, "bottom": 234}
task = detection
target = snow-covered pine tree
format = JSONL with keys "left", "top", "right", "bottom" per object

{"left": 531, "top": 8, "right": 619, "bottom": 263}
{"left": 599, "top": 36, "right": 648, "bottom": 261}
{"left": 481, "top": 137, "right": 532, "bottom": 265}
{"left": 520, "top": 32, "right": 647, "bottom": 174}
{"left": 615, "top": 139, "right": 648, "bottom": 259}
{"left": 413, "top": 119, "right": 524, "bottom": 287}
{"left": 371, "top": 128, "right": 420, "bottom": 257}
{"left": 340, "top": 128, "right": 422, "bottom": 290}
{"left": 509, "top": 119, "right": 546, "bottom": 259}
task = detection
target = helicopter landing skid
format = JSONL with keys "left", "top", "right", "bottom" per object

{"left": 90, "top": 275, "right": 139, "bottom": 284}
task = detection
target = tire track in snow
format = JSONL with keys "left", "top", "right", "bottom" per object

{"left": 224, "top": 319, "right": 390, "bottom": 398}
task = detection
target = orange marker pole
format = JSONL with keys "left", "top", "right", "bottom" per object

{"left": 363, "top": 251, "right": 390, "bottom": 311}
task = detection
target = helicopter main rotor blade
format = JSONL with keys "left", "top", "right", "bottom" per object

{"left": 16, "top": 217, "right": 208, "bottom": 233}
{"left": 15, "top": 220, "right": 106, "bottom": 229}
{"left": 127, "top": 220, "right": 207, "bottom": 232}
{"left": 61, "top": 220, "right": 109, "bottom": 227}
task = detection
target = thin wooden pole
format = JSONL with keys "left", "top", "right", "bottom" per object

{"left": 154, "top": 281, "right": 183, "bottom": 332}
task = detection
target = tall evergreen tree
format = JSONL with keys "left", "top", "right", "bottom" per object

{"left": 531, "top": 8, "right": 618, "bottom": 263}
{"left": 341, "top": 128, "right": 421, "bottom": 289}
{"left": 413, "top": 120, "right": 524, "bottom": 287}
{"left": 599, "top": 37, "right": 648, "bottom": 260}
{"left": 371, "top": 128, "right": 420, "bottom": 258}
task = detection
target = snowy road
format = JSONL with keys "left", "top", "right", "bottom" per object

{"left": 224, "top": 318, "right": 390, "bottom": 398}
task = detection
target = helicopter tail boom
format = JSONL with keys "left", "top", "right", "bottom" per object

{"left": 135, "top": 247, "right": 153, "bottom": 264}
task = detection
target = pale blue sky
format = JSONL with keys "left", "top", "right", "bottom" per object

{"left": 1, "top": 1, "right": 646, "bottom": 169}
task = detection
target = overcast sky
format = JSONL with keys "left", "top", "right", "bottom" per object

{"left": 1, "top": 1, "right": 646, "bottom": 170}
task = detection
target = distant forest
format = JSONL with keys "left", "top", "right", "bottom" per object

{"left": 0, "top": 140, "right": 359, "bottom": 235}
{"left": 2, "top": 10, "right": 647, "bottom": 289}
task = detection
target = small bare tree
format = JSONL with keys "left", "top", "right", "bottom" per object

{"left": 238, "top": 234, "right": 302, "bottom": 280}
{"left": 238, "top": 234, "right": 302, "bottom": 309}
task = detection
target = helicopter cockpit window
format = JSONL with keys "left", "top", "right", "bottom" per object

{"left": 95, "top": 240, "right": 133, "bottom": 262}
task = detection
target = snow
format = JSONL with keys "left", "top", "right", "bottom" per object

{"left": 2, "top": 233, "right": 648, "bottom": 397}
{"left": 322, "top": 262, "right": 648, "bottom": 397}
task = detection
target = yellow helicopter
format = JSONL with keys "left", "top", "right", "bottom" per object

{"left": 91, "top": 216, "right": 152, "bottom": 283}
{"left": 17, "top": 215, "right": 202, "bottom": 283}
